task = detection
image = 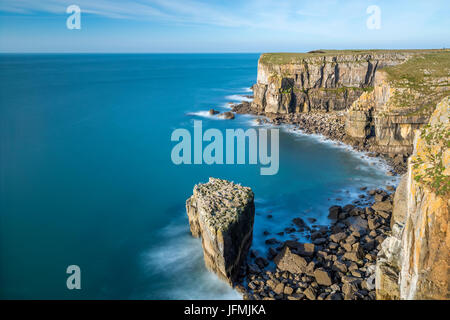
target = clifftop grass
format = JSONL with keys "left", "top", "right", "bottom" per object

{"left": 383, "top": 50, "right": 450, "bottom": 115}
{"left": 259, "top": 49, "right": 446, "bottom": 65}
{"left": 384, "top": 50, "right": 450, "bottom": 86}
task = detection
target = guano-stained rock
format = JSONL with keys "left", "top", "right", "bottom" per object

{"left": 186, "top": 178, "right": 255, "bottom": 285}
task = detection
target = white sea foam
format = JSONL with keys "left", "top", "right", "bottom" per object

{"left": 220, "top": 102, "right": 234, "bottom": 109}
{"left": 186, "top": 110, "right": 225, "bottom": 120}
{"left": 282, "top": 125, "right": 398, "bottom": 182}
{"left": 141, "top": 218, "right": 241, "bottom": 300}
{"left": 225, "top": 94, "right": 253, "bottom": 102}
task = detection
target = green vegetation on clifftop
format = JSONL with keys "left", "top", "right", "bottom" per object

{"left": 383, "top": 50, "right": 450, "bottom": 116}
{"left": 259, "top": 49, "right": 446, "bottom": 65}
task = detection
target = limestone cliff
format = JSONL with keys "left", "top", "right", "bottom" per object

{"left": 186, "top": 178, "right": 255, "bottom": 285}
{"left": 346, "top": 52, "right": 450, "bottom": 155}
{"left": 250, "top": 50, "right": 449, "bottom": 158}
{"left": 376, "top": 97, "right": 449, "bottom": 300}
{"left": 252, "top": 50, "right": 413, "bottom": 114}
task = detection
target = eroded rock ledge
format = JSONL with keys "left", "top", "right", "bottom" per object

{"left": 186, "top": 178, "right": 255, "bottom": 285}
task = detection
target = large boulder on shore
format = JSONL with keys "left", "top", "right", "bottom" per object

{"left": 186, "top": 178, "right": 255, "bottom": 285}
{"left": 273, "top": 246, "right": 308, "bottom": 274}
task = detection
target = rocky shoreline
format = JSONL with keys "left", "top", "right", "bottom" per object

{"left": 185, "top": 51, "right": 448, "bottom": 300}
{"left": 232, "top": 101, "right": 408, "bottom": 175}
{"left": 219, "top": 95, "right": 401, "bottom": 300}
{"left": 184, "top": 112, "right": 399, "bottom": 300}
{"left": 185, "top": 175, "right": 397, "bottom": 300}
{"left": 233, "top": 186, "right": 395, "bottom": 300}
{"left": 184, "top": 85, "right": 447, "bottom": 299}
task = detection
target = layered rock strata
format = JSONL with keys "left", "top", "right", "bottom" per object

{"left": 186, "top": 178, "right": 255, "bottom": 285}
{"left": 345, "top": 56, "right": 449, "bottom": 156}
{"left": 252, "top": 51, "right": 413, "bottom": 114}
{"left": 376, "top": 97, "right": 449, "bottom": 300}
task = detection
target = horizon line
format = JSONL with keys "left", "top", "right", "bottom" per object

{"left": 0, "top": 47, "right": 447, "bottom": 54}
{"left": 1, "top": 48, "right": 447, "bottom": 55}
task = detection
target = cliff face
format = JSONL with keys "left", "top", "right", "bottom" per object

{"left": 186, "top": 178, "right": 255, "bottom": 285}
{"left": 345, "top": 52, "right": 450, "bottom": 155}
{"left": 376, "top": 97, "right": 449, "bottom": 300}
{"left": 345, "top": 70, "right": 432, "bottom": 155}
{"left": 252, "top": 51, "right": 412, "bottom": 114}
{"left": 251, "top": 50, "right": 449, "bottom": 158}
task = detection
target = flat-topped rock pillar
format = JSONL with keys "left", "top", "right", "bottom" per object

{"left": 186, "top": 178, "right": 255, "bottom": 285}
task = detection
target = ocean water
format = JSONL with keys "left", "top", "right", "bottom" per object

{"left": 0, "top": 54, "right": 396, "bottom": 299}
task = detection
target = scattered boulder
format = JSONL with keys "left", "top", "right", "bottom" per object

{"left": 298, "top": 243, "right": 315, "bottom": 257}
{"left": 219, "top": 111, "right": 235, "bottom": 120}
{"left": 304, "top": 287, "right": 317, "bottom": 300}
{"left": 372, "top": 200, "right": 393, "bottom": 212}
{"left": 284, "top": 286, "right": 294, "bottom": 295}
{"left": 239, "top": 176, "right": 396, "bottom": 301}
{"left": 292, "top": 217, "right": 307, "bottom": 228}
{"left": 345, "top": 216, "right": 368, "bottom": 234}
{"left": 314, "top": 268, "right": 333, "bottom": 286}
{"left": 330, "top": 232, "right": 347, "bottom": 243}
{"left": 332, "top": 260, "right": 348, "bottom": 273}
{"left": 274, "top": 246, "right": 308, "bottom": 274}
{"left": 328, "top": 206, "right": 342, "bottom": 219}
{"left": 273, "top": 282, "right": 285, "bottom": 295}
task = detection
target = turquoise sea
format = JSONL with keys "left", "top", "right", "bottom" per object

{"left": 0, "top": 54, "right": 396, "bottom": 299}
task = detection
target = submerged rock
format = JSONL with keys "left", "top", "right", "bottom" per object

{"left": 186, "top": 177, "right": 255, "bottom": 285}
{"left": 218, "top": 111, "right": 235, "bottom": 120}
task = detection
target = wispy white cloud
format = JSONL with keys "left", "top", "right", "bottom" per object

{"left": 0, "top": 0, "right": 449, "bottom": 48}
{"left": 0, "top": 0, "right": 357, "bottom": 31}
{"left": 0, "top": 0, "right": 171, "bottom": 20}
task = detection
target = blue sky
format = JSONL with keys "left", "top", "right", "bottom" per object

{"left": 0, "top": 0, "right": 449, "bottom": 52}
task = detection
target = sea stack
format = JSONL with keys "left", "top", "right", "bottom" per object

{"left": 186, "top": 177, "right": 255, "bottom": 285}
